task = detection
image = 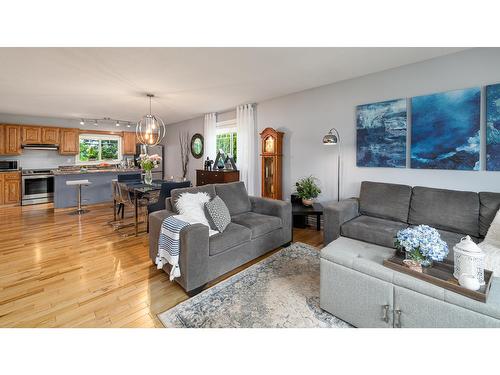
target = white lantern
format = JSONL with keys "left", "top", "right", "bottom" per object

{"left": 453, "top": 236, "right": 485, "bottom": 286}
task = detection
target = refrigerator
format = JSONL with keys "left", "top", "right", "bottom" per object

{"left": 135, "top": 144, "right": 165, "bottom": 180}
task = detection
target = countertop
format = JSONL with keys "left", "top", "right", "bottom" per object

{"left": 52, "top": 168, "right": 142, "bottom": 176}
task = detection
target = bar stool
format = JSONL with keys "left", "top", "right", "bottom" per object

{"left": 66, "top": 180, "right": 91, "bottom": 215}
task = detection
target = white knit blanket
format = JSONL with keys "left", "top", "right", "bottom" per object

{"left": 479, "top": 209, "right": 500, "bottom": 276}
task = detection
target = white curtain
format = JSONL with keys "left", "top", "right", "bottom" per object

{"left": 236, "top": 103, "right": 256, "bottom": 195}
{"left": 203, "top": 113, "right": 217, "bottom": 160}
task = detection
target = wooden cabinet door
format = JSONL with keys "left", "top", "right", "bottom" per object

{"left": 0, "top": 175, "right": 4, "bottom": 205}
{"left": 4, "top": 178, "right": 20, "bottom": 204}
{"left": 0, "top": 125, "right": 5, "bottom": 155}
{"left": 42, "top": 127, "right": 60, "bottom": 144}
{"left": 5, "top": 125, "right": 21, "bottom": 155}
{"left": 22, "top": 126, "right": 42, "bottom": 144}
{"left": 123, "top": 132, "right": 137, "bottom": 154}
{"left": 59, "top": 128, "right": 79, "bottom": 155}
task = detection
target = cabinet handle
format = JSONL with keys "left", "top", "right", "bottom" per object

{"left": 394, "top": 309, "right": 402, "bottom": 328}
{"left": 382, "top": 305, "right": 390, "bottom": 323}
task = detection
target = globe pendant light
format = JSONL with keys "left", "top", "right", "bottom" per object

{"left": 136, "top": 94, "right": 166, "bottom": 146}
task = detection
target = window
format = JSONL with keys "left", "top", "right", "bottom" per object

{"left": 77, "top": 134, "right": 122, "bottom": 164}
{"left": 216, "top": 119, "right": 237, "bottom": 162}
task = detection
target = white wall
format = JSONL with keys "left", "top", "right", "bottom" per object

{"left": 163, "top": 116, "right": 204, "bottom": 183}
{"left": 256, "top": 48, "right": 500, "bottom": 202}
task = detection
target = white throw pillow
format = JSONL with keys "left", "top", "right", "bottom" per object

{"left": 175, "top": 192, "right": 218, "bottom": 236}
{"left": 479, "top": 208, "right": 500, "bottom": 276}
{"left": 484, "top": 208, "right": 500, "bottom": 246}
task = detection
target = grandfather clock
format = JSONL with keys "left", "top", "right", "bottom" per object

{"left": 260, "top": 127, "right": 284, "bottom": 200}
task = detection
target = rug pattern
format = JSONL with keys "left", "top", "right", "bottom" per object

{"left": 158, "top": 242, "right": 352, "bottom": 328}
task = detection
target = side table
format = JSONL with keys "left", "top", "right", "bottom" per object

{"left": 292, "top": 201, "right": 323, "bottom": 240}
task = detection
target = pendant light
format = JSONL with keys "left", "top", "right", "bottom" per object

{"left": 136, "top": 94, "right": 166, "bottom": 146}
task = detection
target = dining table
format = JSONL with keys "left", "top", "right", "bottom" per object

{"left": 122, "top": 180, "right": 164, "bottom": 236}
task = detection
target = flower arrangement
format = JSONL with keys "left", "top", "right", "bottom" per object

{"left": 295, "top": 176, "right": 321, "bottom": 206}
{"left": 139, "top": 153, "right": 162, "bottom": 171}
{"left": 395, "top": 225, "right": 449, "bottom": 266}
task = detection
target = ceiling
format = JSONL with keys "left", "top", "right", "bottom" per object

{"left": 0, "top": 48, "right": 466, "bottom": 125}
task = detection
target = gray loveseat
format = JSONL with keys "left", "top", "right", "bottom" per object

{"left": 149, "top": 181, "right": 291, "bottom": 295}
{"left": 324, "top": 181, "right": 500, "bottom": 259}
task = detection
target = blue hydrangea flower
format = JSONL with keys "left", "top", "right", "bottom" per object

{"left": 395, "top": 225, "right": 448, "bottom": 262}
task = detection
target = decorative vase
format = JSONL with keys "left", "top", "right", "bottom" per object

{"left": 302, "top": 198, "right": 313, "bottom": 206}
{"left": 144, "top": 170, "right": 153, "bottom": 185}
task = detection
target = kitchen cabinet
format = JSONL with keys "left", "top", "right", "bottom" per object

{"left": 0, "top": 125, "right": 5, "bottom": 154}
{"left": 42, "top": 127, "right": 60, "bottom": 144}
{"left": 0, "top": 172, "right": 21, "bottom": 205}
{"left": 123, "top": 132, "right": 137, "bottom": 154}
{"left": 1, "top": 125, "right": 22, "bottom": 155}
{"left": 59, "top": 128, "right": 79, "bottom": 155}
{"left": 22, "top": 126, "right": 42, "bottom": 144}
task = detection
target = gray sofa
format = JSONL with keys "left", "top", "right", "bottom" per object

{"left": 324, "top": 181, "right": 500, "bottom": 259}
{"left": 320, "top": 181, "right": 500, "bottom": 327}
{"left": 149, "top": 181, "right": 292, "bottom": 295}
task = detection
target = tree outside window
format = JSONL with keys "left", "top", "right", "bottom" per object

{"left": 216, "top": 132, "right": 237, "bottom": 162}
{"left": 78, "top": 135, "right": 121, "bottom": 163}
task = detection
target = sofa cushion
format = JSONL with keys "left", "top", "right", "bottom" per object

{"left": 170, "top": 185, "right": 216, "bottom": 214}
{"left": 479, "top": 192, "right": 500, "bottom": 237}
{"left": 231, "top": 211, "right": 282, "bottom": 239}
{"left": 341, "top": 215, "right": 408, "bottom": 248}
{"left": 359, "top": 181, "right": 412, "bottom": 222}
{"left": 409, "top": 186, "right": 480, "bottom": 237}
{"left": 215, "top": 181, "right": 251, "bottom": 216}
{"left": 209, "top": 222, "right": 251, "bottom": 256}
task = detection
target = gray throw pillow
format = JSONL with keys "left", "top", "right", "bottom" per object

{"left": 204, "top": 195, "right": 231, "bottom": 232}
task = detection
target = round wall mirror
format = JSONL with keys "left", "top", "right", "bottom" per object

{"left": 190, "top": 133, "right": 204, "bottom": 159}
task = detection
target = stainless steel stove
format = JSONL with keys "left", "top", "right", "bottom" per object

{"left": 22, "top": 169, "right": 54, "bottom": 205}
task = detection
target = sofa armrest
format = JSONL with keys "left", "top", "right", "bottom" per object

{"left": 249, "top": 196, "right": 292, "bottom": 242}
{"left": 148, "top": 209, "right": 209, "bottom": 292}
{"left": 323, "top": 198, "right": 360, "bottom": 246}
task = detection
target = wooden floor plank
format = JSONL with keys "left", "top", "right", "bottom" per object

{"left": 0, "top": 202, "right": 322, "bottom": 327}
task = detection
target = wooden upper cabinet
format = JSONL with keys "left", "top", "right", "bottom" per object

{"left": 42, "top": 127, "right": 60, "bottom": 144}
{"left": 3, "top": 125, "right": 22, "bottom": 155}
{"left": 0, "top": 125, "right": 5, "bottom": 155}
{"left": 0, "top": 174, "right": 4, "bottom": 205}
{"left": 123, "top": 132, "right": 137, "bottom": 155}
{"left": 22, "top": 126, "right": 42, "bottom": 144}
{"left": 59, "top": 128, "right": 79, "bottom": 155}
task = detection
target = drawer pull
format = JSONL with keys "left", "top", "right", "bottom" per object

{"left": 394, "top": 309, "right": 402, "bottom": 328}
{"left": 382, "top": 305, "right": 390, "bottom": 323}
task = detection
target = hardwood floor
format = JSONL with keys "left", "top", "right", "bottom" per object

{"left": 0, "top": 202, "right": 323, "bottom": 328}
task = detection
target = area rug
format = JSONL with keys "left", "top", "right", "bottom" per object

{"left": 158, "top": 242, "right": 351, "bottom": 328}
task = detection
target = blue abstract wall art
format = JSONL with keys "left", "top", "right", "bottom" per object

{"left": 486, "top": 83, "right": 500, "bottom": 171}
{"left": 356, "top": 98, "right": 407, "bottom": 168}
{"left": 410, "top": 88, "right": 480, "bottom": 170}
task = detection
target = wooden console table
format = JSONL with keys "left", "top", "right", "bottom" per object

{"left": 196, "top": 169, "right": 240, "bottom": 186}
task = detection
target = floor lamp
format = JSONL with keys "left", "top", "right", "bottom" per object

{"left": 322, "top": 128, "right": 341, "bottom": 201}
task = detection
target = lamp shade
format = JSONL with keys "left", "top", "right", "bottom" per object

{"left": 323, "top": 131, "right": 338, "bottom": 145}
{"left": 136, "top": 94, "right": 166, "bottom": 146}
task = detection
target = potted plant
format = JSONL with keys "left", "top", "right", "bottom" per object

{"left": 295, "top": 176, "right": 321, "bottom": 206}
{"left": 395, "top": 225, "right": 449, "bottom": 271}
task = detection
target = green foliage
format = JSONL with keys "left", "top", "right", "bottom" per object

{"left": 216, "top": 132, "right": 237, "bottom": 162}
{"left": 79, "top": 138, "right": 118, "bottom": 162}
{"left": 295, "top": 176, "right": 321, "bottom": 200}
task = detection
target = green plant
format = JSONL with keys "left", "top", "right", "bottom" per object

{"left": 295, "top": 176, "right": 321, "bottom": 200}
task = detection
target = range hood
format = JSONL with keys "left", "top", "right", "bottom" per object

{"left": 21, "top": 144, "right": 59, "bottom": 151}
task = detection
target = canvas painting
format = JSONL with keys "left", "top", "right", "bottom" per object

{"left": 486, "top": 83, "right": 500, "bottom": 171}
{"left": 356, "top": 98, "right": 407, "bottom": 168}
{"left": 410, "top": 88, "right": 480, "bottom": 170}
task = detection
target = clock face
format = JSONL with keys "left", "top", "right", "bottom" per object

{"left": 264, "top": 136, "right": 275, "bottom": 153}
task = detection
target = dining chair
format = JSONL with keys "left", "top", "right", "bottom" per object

{"left": 111, "top": 180, "right": 124, "bottom": 222}
{"left": 113, "top": 182, "right": 148, "bottom": 235}
{"left": 117, "top": 173, "right": 142, "bottom": 183}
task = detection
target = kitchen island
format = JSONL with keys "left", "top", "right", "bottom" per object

{"left": 53, "top": 168, "right": 142, "bottom": 209}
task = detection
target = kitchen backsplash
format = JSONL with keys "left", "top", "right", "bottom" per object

{"left": 0, "top": 149, "right": 76, "bottom": 169}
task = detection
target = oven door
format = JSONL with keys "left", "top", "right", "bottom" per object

{"left": 22, "top": 175, "right": 54, "bottom": 205}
